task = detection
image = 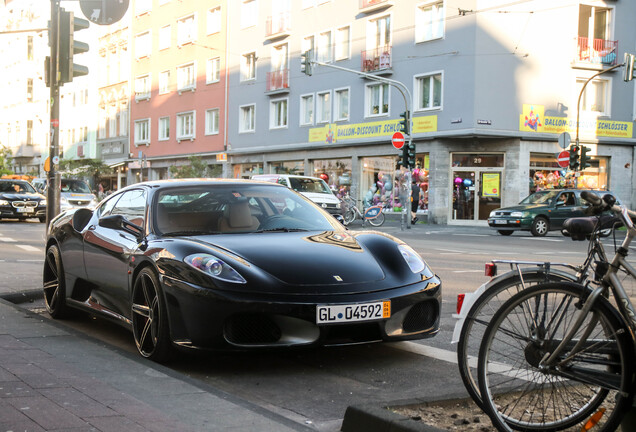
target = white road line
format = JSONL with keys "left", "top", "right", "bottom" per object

{"left": 453, "top": 270, "right": 484, "bottom": 273}
{"left": 452, "top": 234, "right": 489, "bottom": 237}
{"left": 17, "top": 259, "right": 44, "bottom": 263}
{"left": 436, "top": 248, "right": 464, "bottom": 253}
{"left": 0, "top": 237, "right": 16, "bottom": 242}
{"left": 17, "top": 245, "right": 40, "bottom": 252}
{"left": 521, "top": 238, "right": 563, "bottom": 242}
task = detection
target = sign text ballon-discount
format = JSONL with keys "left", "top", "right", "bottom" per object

{"left": 80, "top": 0, "right": 129, "bottom": 25}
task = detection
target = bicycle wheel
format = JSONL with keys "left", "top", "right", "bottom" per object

{"left": 367, "top": 211, "right": 385, "bottom": 227}
{"left": 457, "top": 271, "right": 576, "bottom": 410}
{"left": 478, "top": 282, "right": 634, "bottom": 432}
{"left": 343, "top": 209, "right": 356, "bottom": 226}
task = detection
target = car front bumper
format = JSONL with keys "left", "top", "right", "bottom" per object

{"left": 0, "top": 206, "right": 46, "bottom": 219}
{"left": 161, "top": 275, "right": 442, "bottom": 351}
{"left": 488, "top": 217, "right": 531, "bottom": 230}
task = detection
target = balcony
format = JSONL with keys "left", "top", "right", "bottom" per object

{"left": 576, "top": 37, "right": 618, "bottom": 67}
{"left": 266, "top": 13, "right": 291, "bottom": 40}
{"left": 266, "top": 69, "right": 290, "bottom": 93}
{"left": 359, "top": 0, "right": 393, "bottom": 14}
{"left": 361, "top": 46, "right": 392, "bottom": 74}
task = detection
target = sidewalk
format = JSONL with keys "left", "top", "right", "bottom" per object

{"left": 0, "top": 294, "right": 308, "bottom": 432}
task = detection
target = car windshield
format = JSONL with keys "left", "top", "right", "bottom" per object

{"left": 154, "top": 184, "right": 341, "bottom": 236}
{"left": 288, "top": 177, "right": 332, "bottom": 194}
{"left": 519, "top": 190, "right": 561, "bottom": 205}
{"left": 0, "top": 181, "right": 36, "bottom": 194}
{"left": 61, "top": 180, "right": 91, "bottom": 194}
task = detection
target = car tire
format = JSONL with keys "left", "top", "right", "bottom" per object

{"left": 530, "top": 217, "right": 549, "bottom": 237}
{"left": 43, "top": 244, "right": 71, "bottom": 319}
{"left": 497, "top": 230, "right": 513, "bottom": 236}
{"left": 131, "top": 267, "right": 173, "bottom": 363}
{"left": 39, "top": 217, "right": 46, "bottom": 223}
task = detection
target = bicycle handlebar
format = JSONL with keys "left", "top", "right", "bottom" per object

{"left": 580, "top": 191, "right": 636, "bottom": 228}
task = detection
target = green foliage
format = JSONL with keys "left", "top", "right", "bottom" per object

{"left": 169, "top": 156, "right": 221, "bottom": 179}
{"left": 0, "top": 146, "right": 13, "bottom": 176}
{"left": 59, "top": 158, "right": 113, "bottom": 186}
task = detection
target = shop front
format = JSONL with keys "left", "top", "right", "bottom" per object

{"left": 530, "top": 153, "right": 609, "bottom": 193}
{"left": 312, "top": 158, "right": 352, "bottom": 199}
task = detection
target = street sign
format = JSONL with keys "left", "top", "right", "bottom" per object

{"left": 558, "top": 132, "right": 571, "bottom": 149}
{"left": 392, "top": 131, "right": 405, "bottom": 149}
{"left": 557, "top": 150, "right": 570, "bottom": 168}
{"left": 80, "top": 0, "right": 129, "bottom": 25}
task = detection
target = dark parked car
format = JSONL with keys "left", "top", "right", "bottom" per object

{"left": 488, "top": 189, "right": 618, "bottom": 236}
{"left": 44, "top": 179, "right": 441, "bottom": 362}
{"left": 0, "top": 179, "right": 47, "bottom": 222}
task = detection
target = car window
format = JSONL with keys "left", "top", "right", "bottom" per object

{"left": 557, "top": 192, "right": 576, "bottom": 206}
{"left": 111, "top": 189, "right": 147, "bottom": 227}
{"left": 97, "top": 193, "right": 121, "bottom": 218}
{"left": 289, "top": 177, "right": 331, "bottom": 194}
{"left": 0, "top": 181, "right": 36, "bottom": 194}
{"left": 519, "top": 190, "right": 559, "bottom": 205}
{"left": 61, "top": 179, "right": 92, "bottom": 194}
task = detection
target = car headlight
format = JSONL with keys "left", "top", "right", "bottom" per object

{"left": 510, "top": 211, "right": 523, "bottom": 217}
{"left": 398, "top": 244, "right": 434, "bottom": 277}
{"left": 39, "top": 200, "right": 47, "bottom": 207}
{"left": 0, "top": 199, "right": 9, "bottom": 205}
{"left": 61, "top": 197, "right": 68, "bottom": 204}
{"left": 489, "top": 210, "right": 497, "bottom": 217}
{"left": 185, "top": 253, "right": 246, "bottom": 284}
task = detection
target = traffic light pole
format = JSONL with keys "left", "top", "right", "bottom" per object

{"left": 47, "top": 0, "right": 61, "bottom": 226}
{"left": 308, "top": 60, "right": 414, "bottom": 230}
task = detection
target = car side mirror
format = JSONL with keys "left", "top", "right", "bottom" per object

{"left": 555, "top": 201, "right": 565, "bottom": 207}
{"left": 72, "top": 208, "right": 94, "bottom": 232}
{"left": 99, "top": 214, "right": 144, "bottom": 239}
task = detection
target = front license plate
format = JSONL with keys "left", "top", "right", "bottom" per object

{"left": 17, "top": 208, "right": 34, "bottom": 213}
{"left": 494, "top": 220, "right": 507, "bottom": 224}
{"left": 316, "top": 301, "right": 391, "bottom": 324}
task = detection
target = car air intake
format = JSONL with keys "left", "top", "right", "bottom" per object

{"left": 224, "top": 314, "right": 282, "bottom": 345}
{"left": 402, "top": 301, "right": 438, "bottom": 333}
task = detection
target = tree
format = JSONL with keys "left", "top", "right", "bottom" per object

{"left": 0, "top": 146, "right": 13, "bottom": 176}
{"left": 169, "top": 156, "right": 221, "bottom": 179}
{"left": 58, "top": 158, "right": 113, "bottom": 188}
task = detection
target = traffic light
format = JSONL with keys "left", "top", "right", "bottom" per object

{"left": 406, "top": 142, "right": 416, "bottom": 168}
{"left": 580, "top": 145, "right": 592, "bottom": 170}
{"left": 624, "top": 53, "right": 635, "bottom": 82}
{"left": 569, "top": 145, "right": 580, "bottom": 171}
{"left": 58, "top": 8, "right": 89, "bottom": 85}
{"left": 399, "top": 111, "right": 410, "bottom": 135}
{"left": 300, "top": 50, "right": 312, "bottom": 76}
{"left": 399, "top": 145, "right": 408, "bottom": 169}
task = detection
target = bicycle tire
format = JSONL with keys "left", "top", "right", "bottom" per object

{"left": 343, "top": 209, "right": 356, "bottom": 226}
{"left": 478, "top": 282, "right": 635, "bottom": 432}
{"left": 457, "top": 271, "right": 576, "bottom": 411}
{"left": 367, "top": 211, "right": 385, "bottom": 227}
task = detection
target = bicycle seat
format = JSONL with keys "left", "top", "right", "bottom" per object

{"left": 562, "top": 215, "right": 620, "bottom": 240}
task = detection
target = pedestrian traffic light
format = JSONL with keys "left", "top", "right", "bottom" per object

{"left": 399, "top": 111, "right": 410, "bottom": 135}
{"left": 624, "top": 53, "right": 635, "bottom": 82}
{"left": 569, "top": 145, "right": 580, "bottom": 171}
{"left": 580, "top": 145, "right": 592, "bottom": 170}
{"left": 58, "top": 8, "right": 89, "bottom": 85}
{"left": 407, "top": 142, "right": 416, "bottom": 168}
{"left": 300, "top": 50, "right": 312, "bottom": 76}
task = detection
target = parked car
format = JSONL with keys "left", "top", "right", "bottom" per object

{"left": 252, "top": 174, "right": 342, "bottom": 215}
{"left": 488, "top": 189, "right": 619, "bottom": 236}
{"left": 0, "top": 179, "right": 47, "bottom": 222}
{"left": 59, "top": 178, "right": 98, "bottom": 211}
{"left": 43, "top": 179, "right": 441, "bottom": 362}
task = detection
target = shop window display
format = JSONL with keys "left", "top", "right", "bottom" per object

{"left": 313, "top": 159, "right": 352, "bottom": 199}
{"left": 529, "top": 153, "right": 608, "bottom": 193}
{"left": 270, "top": 161, "right": 304, "bottom": 175}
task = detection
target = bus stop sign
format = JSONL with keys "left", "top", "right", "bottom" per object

{"left": 80, "top": 0, "right": 129, "bottom": 25}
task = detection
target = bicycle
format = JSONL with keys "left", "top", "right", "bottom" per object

{"left": 476, "top": 191, "right": 636, "bottom": 432}
{"left": 341, "top": 195, "right": 385, "bottom": 227}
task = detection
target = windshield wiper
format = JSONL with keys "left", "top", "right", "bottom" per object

{"left": 254, "top": 228, "right": 310, "bottom": 233}
{"left": 163, "top": 230, "right": 219, "bottom": 236}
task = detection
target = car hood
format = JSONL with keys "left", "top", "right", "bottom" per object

{"left": 187, "top": 231, "right": 387, "bottom": 287}
{"left": 494, "top": 204, "right": 548, "bottom": 212}
{"left": 0, "top": 193, "right": 44, "bottom": 201}
{"left": 299, "top": 191, "right": 340, "bottom": 203}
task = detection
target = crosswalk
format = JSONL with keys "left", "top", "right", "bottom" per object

{"left": 0, "top": 230, "right": 44, "bottom": 262}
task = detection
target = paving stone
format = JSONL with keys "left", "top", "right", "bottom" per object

{"left": 0, "top": 334, "right": 32, "bottom": 349}
{"left": 0, "top": 380, "right": 36, "bottom": 397}
{"left": 2, "top": 362, "right": 66, "bottom": 389}
{"left": 41, "top": 387, "right": 119, "bottom": 418}
{"left": 7, "top": 395, "right": 88, "bottom": 430}
{"left": 88, "top": 415, "right": 150, "bottom": 432}
{"left": 0, "top": 365, "right": 19, "bottom": 382}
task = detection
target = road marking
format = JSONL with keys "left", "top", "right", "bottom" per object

{"left": 17, "top": 245, "right": 40, "bottom": 252}
{"left": 521, "top": 237, "right": 563, "bottom": 242}
{"left": 453, "top": 270, "right": 484, "bottom": 273}
{"left": 436, "top": 248, "right": 464, "bottom": 253}
{"left": 452, "top": 234, "right": 489, "bottom": 237}
{"left": 17, "top": 259, "right": 44, "bottom": 263}
{"left": 0, "top": 237, "right": 16, "bottom": 242}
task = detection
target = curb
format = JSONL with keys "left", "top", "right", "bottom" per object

{"left": 0, "top": 288, "right": 42, "bottom": 304}
{"left": 341, "top": 403, "right": 447, "bottom": 432}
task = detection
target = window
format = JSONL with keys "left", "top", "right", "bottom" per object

{"left": 335, "top": 26, "right": 350, "bottom": 60}
{"left": 177, "top": 62, "right": 196, "bottom": 91}
{"left": 26, "top": 78, "right": 33, "bottom": 102}
{"left": 368, "top": 15, "right": 391, "bottom": 49}
{"left": 108, "top": 104, "right": 117, "bottom": 137}
{"left": 205, "top": 108, "right": 220, "bottom": 135}
{"left": 159, "top": 70, "right": 170, "bottom": 94}
{"left": 270, "top": 99, "right": 288, "bottom": 129}
{"left": 26, "top": 120, "right": 33, "bottom": 145}
{"left": 300, "top": 94, "right": 314, "bottom": 126}
{"left": 240, "top": 104, "right": 255, "bottom": 133}
{"left": 416, "top": 1, "right": 445, "bottom": 42}
{"left": 241, "top": 52, "right": 256, "bottom": 81}
{"left": 159, "top": 25, "right": 171, "bottom": 50}
{"left": 27, "top": 36, "right": 33, "bottom": 60}
{"left": 334, "top": 88, "right": 349, "bottom": 121}
{"left": 415, "top": 72, "right": 442, "bottom": 111}
{"left": 177, "top": 14, "right": 196, "bottom": 46}
{"left": 134, "top": 119, "right": 150, "bottom": 145}
{"left": 112, "top": 189, "right": 147, "bottom": 227}
{"left": 366, "top": 83, "right": 389, "bottom": 116}
{"left": 317, "top": 30, "right": 332, "bottom": 63}
{"left": 177, "top": 111, "right": 195, "bottom": 140}
{"left": 317, "top": 91, "right": 331, "bottom": 123}
{"left": 271, "top": 43, "right": 288, "bottom": 72}
{"left": 576, "top": 78, "right": 610, "bottom": 116}
{"left": 135, "top": 74, "right": 151, "bottom": 101}
{"left": 119, "top": 102, "right": 128, "bottom": 136}
{"left": 135, "top": 31, "right": 151, "bottom": 58}
{"left": 135, "top": 0, "right": 151, "bottom": 15}
{"left": 241, "top": 0, "right": 257, "bottom": 28}
{"left": 159, "top": 117, "right": 170, "bottom": 141}
{"left": 302, "top": 35, "right": 315, "bottom": 58}
{"left": 206, "top": 57, "right": 220, "bottom": 83}
{"left": 207, "top": 7, "right": 221, "bottom": 34}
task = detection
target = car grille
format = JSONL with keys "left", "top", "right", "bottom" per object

{"left": 402, "top": 300, "right": 438, "bottom": 333}
{"left": 68, "top": 199, "right": 91, "bottom": 206}
{"left": 492, "top": 210, "right": 512, "bottom": 216}
{"left": 11, "top": 201, "right": 38, "bottom": 208}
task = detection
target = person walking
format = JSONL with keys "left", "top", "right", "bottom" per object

{"left": 411, "top": 179, "right": 420, "bottom": 224}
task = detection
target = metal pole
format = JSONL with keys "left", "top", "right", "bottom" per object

{"left": 46, "top": 0, "right": 61, "bottom": 227}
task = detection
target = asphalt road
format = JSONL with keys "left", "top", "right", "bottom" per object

{"left": 1, "top": 219, "right": 629, "bottom": 431}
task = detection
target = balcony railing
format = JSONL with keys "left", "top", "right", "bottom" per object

{"left": 576, "top": 37, "right": 618, "bottom": 66}
{"left": 360, "top": 0, "right": 389, "bottom": 9}
{"left": 361, "top": 46, "right": 392, "bottom": 72}
{"left": 266, "top": 69, "right": 289, "bottom": 92}
{"left": 266, "top": 13, "right": 291, "bottom": 38}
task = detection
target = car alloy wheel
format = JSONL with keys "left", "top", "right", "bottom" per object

{"left": 131, "top": 268, "right": 173, "bottom": 362}
{"left": 43, "top": 244, "right": 70, "bottom": 319}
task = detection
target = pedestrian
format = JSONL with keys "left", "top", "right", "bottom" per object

{"left": 411, "top": 179, "right": 420, "bottom": 224}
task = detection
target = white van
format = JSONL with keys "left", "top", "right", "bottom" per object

{"left": 252, "top": 174, "right": 341, "bottom": 215}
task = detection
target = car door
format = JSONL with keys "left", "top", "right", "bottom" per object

{"left": 83, "top": 188, "right": 147, "bottom": 317}
{"left": 551, "top": 191, "right": 578, "bottom": 228}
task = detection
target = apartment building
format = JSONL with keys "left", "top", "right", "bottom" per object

{"left": 225, "top": 0, "right": 636, "bottom": 224}
{"left": 128, "top": 0, "right": 228, "bottom": 183}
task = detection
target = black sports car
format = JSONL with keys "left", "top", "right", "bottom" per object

{"left": 44, "top": 179, "right": 441, "bottom": 362}
{"left": 0, "top": 179, "right": 47, "bottom": 222}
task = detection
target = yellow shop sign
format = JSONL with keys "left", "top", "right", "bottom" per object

{"left": 308, "top": 116, "right": 437, "bottom": 143}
